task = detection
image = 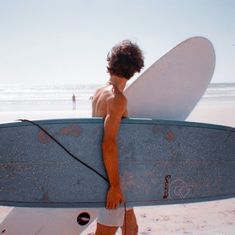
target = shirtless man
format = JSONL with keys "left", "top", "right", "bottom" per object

{"left": 92, "top": 40, "right": 144, "bottom": 235}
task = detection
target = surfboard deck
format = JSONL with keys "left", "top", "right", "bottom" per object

{"left": 0, "top": 118, "right": 234, "bottom": 207}
{"left": 125, "top": 36, "right": 215, "bottom": 120}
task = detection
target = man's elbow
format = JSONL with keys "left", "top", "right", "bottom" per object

{"left": 102, "top": 140, "right": 116, "bottom": 155}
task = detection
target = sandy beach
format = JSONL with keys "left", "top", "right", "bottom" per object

{"left": 0, "top": 99, "right": 234, "bottom": 126}
{"left": 0, "top": 96, "right": 235, "bottom": 235}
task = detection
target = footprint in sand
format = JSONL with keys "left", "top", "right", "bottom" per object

{"left": 141, "top": 227, "right": 152, "bottom": 234}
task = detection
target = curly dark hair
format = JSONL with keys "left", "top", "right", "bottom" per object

{"left": 107, "top": 40, "right": 144, "bottom": 79}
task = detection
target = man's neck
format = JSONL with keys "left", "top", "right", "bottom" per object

{"left": 108, "top": 75, "right": 127, "bottom": 92}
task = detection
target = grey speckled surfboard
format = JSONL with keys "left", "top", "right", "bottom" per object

{"left": 0, "top": 118, "right": 235, "bottom": 208}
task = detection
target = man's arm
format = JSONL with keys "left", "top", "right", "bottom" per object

{"left": 102, "top": 95, "right": 127, "bottom": 209}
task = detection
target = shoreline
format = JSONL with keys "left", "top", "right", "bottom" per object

{"left": 0, "top": 98, "right": 234, "bottom": 127}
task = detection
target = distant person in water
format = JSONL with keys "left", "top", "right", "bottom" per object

{"left": 72, "top": 94, "right": 76, "bottom": 110}
{"left": 92, "top": 40, "right": 144, "bottom": 235}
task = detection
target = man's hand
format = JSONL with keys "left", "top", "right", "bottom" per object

{"left": 106, "top": 185, "right": 124, "bottom": 209}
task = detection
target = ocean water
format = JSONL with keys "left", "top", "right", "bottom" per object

{"left": 0, "top": 84, "right": 98, "bottom": 112}
{"left": 0, "top": 83, "right": 235, "bottom": 112}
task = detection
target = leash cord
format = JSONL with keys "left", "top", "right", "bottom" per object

{"left": 19, "top": 119, "right": 109, "bottom": 183}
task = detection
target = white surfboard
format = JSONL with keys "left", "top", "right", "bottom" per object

{"left": 0, "top": 36, "right": 215, "bottom": 235}
{"left": 125, "top": 36, "right": 215, "bottom": 120}
{"left": 0, "top": 208, "right": 98, "bottom": 235}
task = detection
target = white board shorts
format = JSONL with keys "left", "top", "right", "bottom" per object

{"left": 97, "top": 207, "right": 133, "bottom": 227}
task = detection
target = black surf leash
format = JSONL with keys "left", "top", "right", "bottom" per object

{"left": 19, "top": 119, "right": 109, "bottom": 183}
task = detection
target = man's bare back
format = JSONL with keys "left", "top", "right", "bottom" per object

{"left": 92, "top": 83, "right": 128, "bottom": 118}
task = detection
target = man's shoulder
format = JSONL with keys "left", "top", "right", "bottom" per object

{"left": 105, "top": 93, "right": 127, "bottom": 116}
{"left": 107, "top": 92, "right": 127, "bottom": 107}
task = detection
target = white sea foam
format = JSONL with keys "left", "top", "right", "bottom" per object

{"left": 0, "top": 83, "right": 234, "bottom": 112}
{"left": 204, "top": 83, "right": 235, "bottom": 99}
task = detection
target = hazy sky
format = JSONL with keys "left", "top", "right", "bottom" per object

{"left": 0, "top": 0, "right": 234, "bottom": 85}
